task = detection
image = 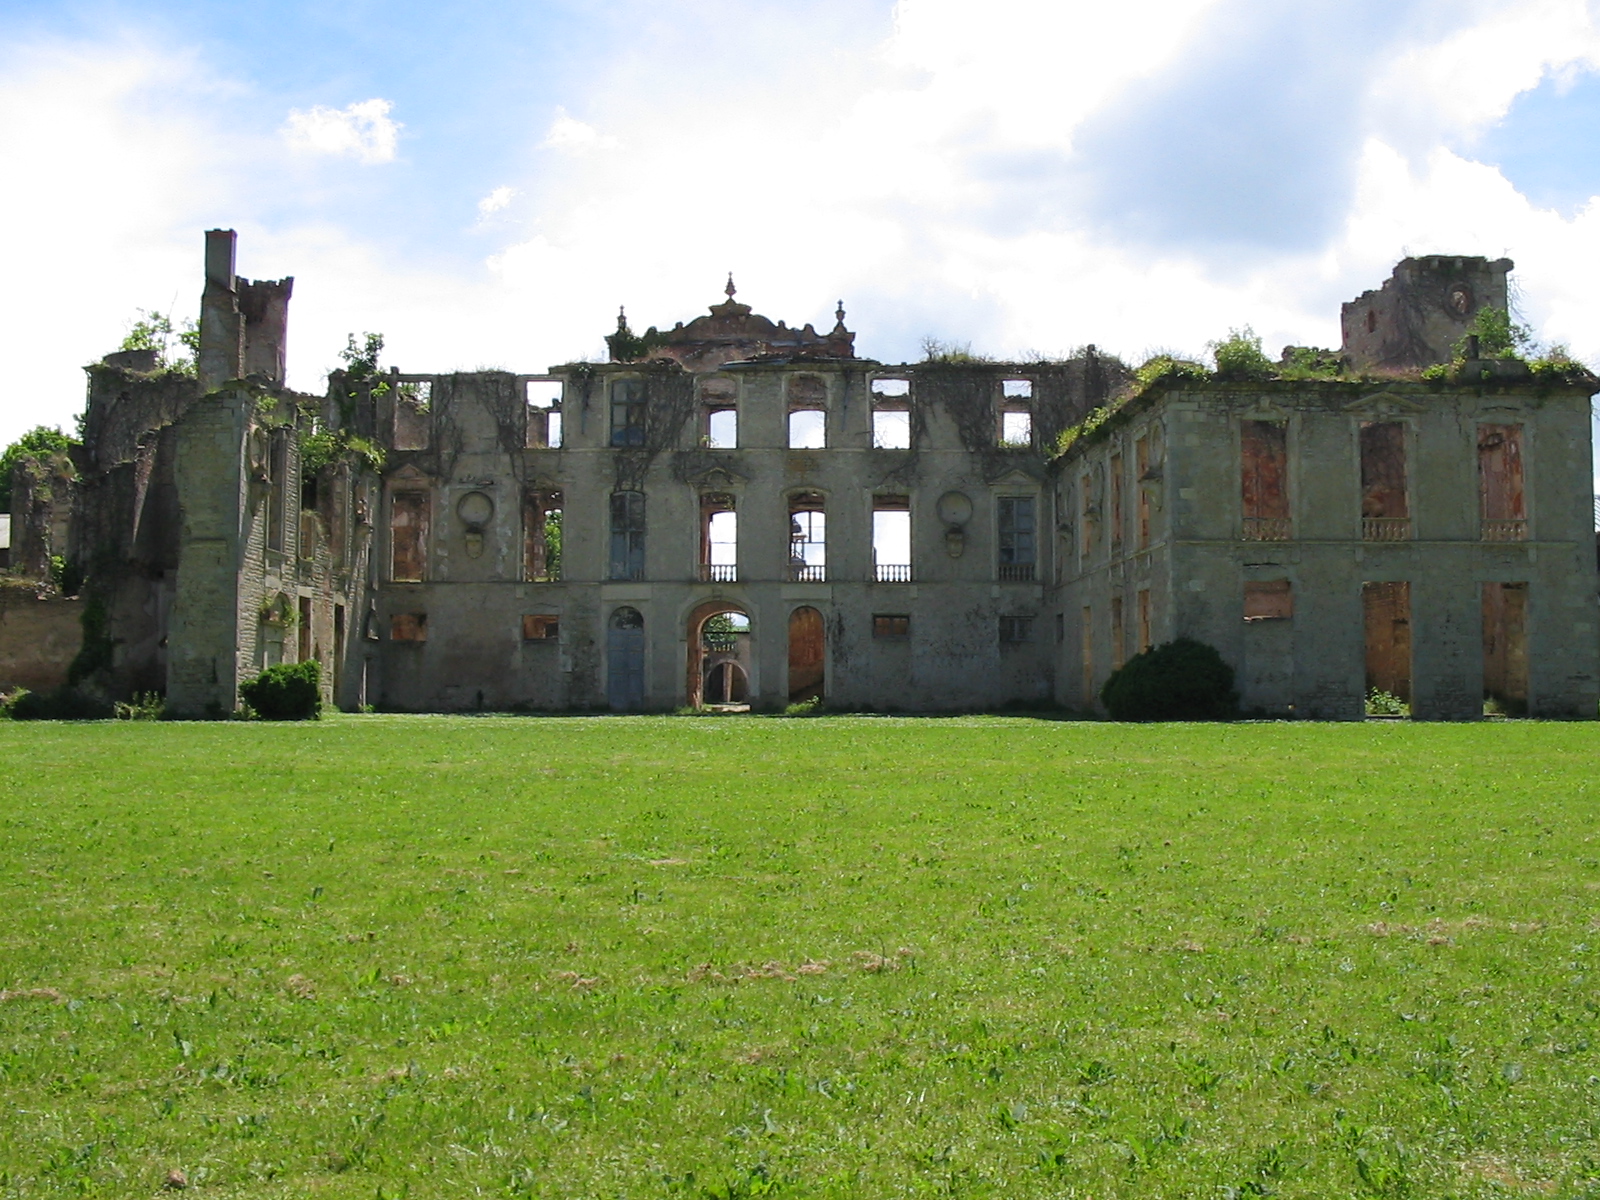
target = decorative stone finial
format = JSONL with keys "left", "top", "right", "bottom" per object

{"left": 835, "top": 300, "right": 846, "bottom": 325}
{"left": 725, "top": 273, "right": 737, "bottom": 300}
{"left": 616, "top": 306, "right": 627, "bottom": 330}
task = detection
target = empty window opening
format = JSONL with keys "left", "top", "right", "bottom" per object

{"left": 526, "top": 380, "right": 563, "bottom": 449}
{"left": 1002, "top": 379, "right": 1033, "bottom": 399}
{"left": 394, "top": 384, "right": 432, "bottom": 451}
{"left": 523, "top": 489, "right": 563, "bottom": 582}
{"left": 1055, "top": 612, "right": 1065, "bottom": 644}
{"left": 873, "top": 408, "right": 911, "bottom": 449}
{"left": 788, "top": 408, "right": 826, "bottom": 449}
{"left": 1478, "top": 424, "right": 1526, "bottom": 541}
{"left": 701, "top": 493, "right": 737, "bottom": 582}
{"left": 871, "top": 379, "right": 912, "bottom": 449}
{"left": 789, "top": 492, "right": 826, "bottom": 582}
{"left": 391, "top": 612, "right": 427, "bottom": 642}
{"left": 1000, "top": 408, "right": 1032, "bottom": 447}
{"left": 1482, "top": 582, "right": 1529, "bottom": 716}
{"left": 997, "top": 496, "right": 1036, "bottom": 581}
{"left": 333, "top": 604, "right": 345, "bottom": 695}
{"left": 1110, "top": 597, "right": 1124, "bottom": 670}
{"left": 1360, "top": 421, "right": 1409, "bottom": 540}
{"left": 700, "top": 378, "right": 737, "bottom": 448}
{"left": 705, "top": 407, "right": 738, "bottom": 449}
{"left": 1365, "top": 308, "right": 1377, "bottom": 334}
{"left": 1241, "top": 419, "right": 1290, "bottom": 541}
{"left": 298, "top": 596, "right": 313, "bottom": 663}
{"left": 873, "top": 613, "right": 910, "bottom": 640}
{"left": 1244, "top": 579, "right": 1293, "bottom": 621}
{"left": 609, "top": 490, "right": 646, "bottom": 581}
{"left": 999, "top": 615, "right": 1033, "bottom": 644}
{"left": 390, "top": 491, "right": 428, "bottom": 582}
{"left": 523, "top": 614, "right": 560, "bottom": 641}
{"left": 788, "top": 375, "right": 828, "bottom": 449}
{"left": 611, "top": 379, "right": 647, "bottom": 447}
{"left": 1363, "top": 581, "right": 1412, "bottom": 713}
{"left": 1137, "top": 589, "right": 1151, "bottom": 652}
{"left": 788, "top": 606, "right": 826, "bottom": 703}
{"left": 607, "top": 606, "right": 645, "bottom": 711}
{"left": 873, "top": 495, "right": 912, "bottom": 582}
{"left": 267, "top": 433, "right": 288, "bottom": 552}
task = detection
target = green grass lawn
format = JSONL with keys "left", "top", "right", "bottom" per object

{"left": 1, "top": 716, "right": 1598, "bottom": 1198}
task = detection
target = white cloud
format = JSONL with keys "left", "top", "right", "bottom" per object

{"left": 538, "top": 107, "right": 618, "bottom": 154}
{"left": 282, "top": 98, "right": 400, "bottom": 164}
{"left": 477, "top": 186, "right": 515, "bottom": 216}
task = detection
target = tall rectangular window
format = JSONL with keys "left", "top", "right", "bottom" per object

{"left": 1360, "top": 421, "right": 1409, "bottom": 540}
{"left": 267, "top": 432, "right": 288, "bottom": 552}
{"left": 1110, "top": 453, "right": 1124, "bottom": 553}
{"left": 609, "top": 490, "right": 645, "bottom": 580}
{"left": 1478, "top": 424, "right": 1526, "bottom": 541}
{"left": 1135, "top": 434, "right": 1151, "bottom": 549}
{"left": 871, "top": 378, "right": 911, "bottom": 449}
{"left": 523, "top": 489, "right": 563, "bottom": 582}
{"left": 1081, "top": 606, "right": 1094, "bottom": 706}
{"left": 788, "top": 375, "right": 828, "bottom": 449}
{"left": 1079, "top": 473, "right": 1094, "bottom": 559}
{"left": 1000, "top": 379, "right": 1032, "bottom": 446}
{"left": 611, "top": 380, "right": 647, "bottom": 447}
{"left": 997, "top": 496, "right": 1036, "bottom": 581}
{"left": 872, "top": 495, "right": 912, "bottom": 582}
{"left": 526, "top": 380, "right": 563, "bottom": 449}
{"left": 390, "top": 492, "right": 428, "bottom": 582}
{"left": 1137, "top": 588, "right": 1151, "bottom": 652}
{"left": 701, "top": 494, "right": 737, "bottom": 582}
{"left": 789, "top": 492, "right": 826, "bottom": 582}
{"left": 1241, "top": 419, "right": 1290, "bottom": 541}
{"left": 1110, "top": 596, "right": 1124, "bottom": 670}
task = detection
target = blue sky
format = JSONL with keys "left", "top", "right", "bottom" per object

{"left": 4, "top": 0, "right": 1600, "bottom": 467}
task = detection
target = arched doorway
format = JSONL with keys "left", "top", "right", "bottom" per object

{"left": 787, "top": 606, "right": 825, "bottom": 703}
{"left": 686, "top": 601, "right": 751, "bottom": 709}
{"left": 607, "top": 606, "right": 646, "bottom": 711}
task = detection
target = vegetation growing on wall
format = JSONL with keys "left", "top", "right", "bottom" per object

{"left": 118, "top": 309, "right": 199, "bottom": 375}
{"left": 0, "top": 426, "right": 75, "bottom": 510}
{"left": 1208, "top": 327, "right": 1275, "bottom": 382}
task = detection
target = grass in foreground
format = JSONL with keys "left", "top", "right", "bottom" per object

{"left": 0, "top": 716, "right": 1597, "bottom": 1198}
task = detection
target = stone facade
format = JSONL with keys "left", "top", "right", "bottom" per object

{"left": 5, "top": 235, "right": 1596, "bottom": 718}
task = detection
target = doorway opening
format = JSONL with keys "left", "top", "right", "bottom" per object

{"left": 1362, "top": 581, "right": 1411, "bottom": 717}
{"left": 607, "top": 606, "right": 646, "bottom": 711}
{"left": 687, "top": 601, "right": 751, "bottom": 709}
{"left": 787, "top": 606, "right": 825, "bottom": 703}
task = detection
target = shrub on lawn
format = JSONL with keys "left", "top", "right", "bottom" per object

{"left": 1100, "top": 637, "right": 1238, "bottom": 721}
{"left": 239, "top": 660, "right": 322, "bottom": 720}
{"left": 3, "top": 686, "right": 115, "bottom": 721}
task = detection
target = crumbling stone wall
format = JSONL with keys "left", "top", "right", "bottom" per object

{"left": 0, "top": 585, "right": 83, "bottom": 692}
{"left": 1342, "top": 256, "right": 1513, "bottom": 373}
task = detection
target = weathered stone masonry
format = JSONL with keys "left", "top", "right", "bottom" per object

{"left": 4, "top": 236, "right": 1596, "bottom": 718}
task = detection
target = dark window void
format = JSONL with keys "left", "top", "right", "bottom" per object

{"left": 1360, "top": 421, "right": 1409, "bottom": 540}
{"left": 873, "top": 613, "right": 910, "bottom": 639}
{"left": 523, "top": 489, "right": 563, "bottom": 582}
{"left": 1079, "top": 472, "right": 1095, "bottom": 558}
{"left": 1110, "top": 596, "right": 1124, "bottom": 670}
{"left": 1241, "top": 420, "right": 1290, "bottom": 540}
{"left": 609, "top": 491, "right": 646, "bottom": 580}
{"left": 1109, "top": 453, "right": 1124, "bottom": 550}
{"left": 1135, "top": 434, "right": 1152, "bottom": 549}
{"left": 394, "top": 390, "right": 431, "bottom": 451}
{"left": 267, "top": 433, "right": 288, "bottom": 552}
{"left": 1482, "top": 582, "right": 1529, "bottom": 716}
{"left": 1478, "top": 424, "right": 1526, "bottom": 541}
{"left": 873, "top": 495, "right": 911, "bottom": 583}
{"left": 700, "top": 494, "right": 738, "bottom": 582}
{"left": 999, "top": 615, "right": 1032, "bottom": 643}
{"left": 998, "top": 496, "right": 1036, "bottom": 581}
{"left": 611, "top": 379, "right": 647, "bottom": 447}
{"left": 390, "top": 492, "right": 428, "bottom": 582}
{"left": 1363, "top": 581, "right": 1411, "bottom": 708}
{"left": 1137, "top": 588, "right": 1151, "bottom": 652}
{"left": 1244, "top": 579, "right": 1293, "bottom": 620}
{"left": 789, "top": 491, "right": 826, "bottom": 582}
{"left": 391, "top": 612, "right": 427, "bottom": 642}
{"left": 298, "top": 596, "right": 312, "bottom": 662}
{"left": 523, "top": 614, "right": 559, "bottom": 641}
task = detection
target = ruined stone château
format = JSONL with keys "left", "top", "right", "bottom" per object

{"left": 2, "top": 231, "right": 1596, "bottom": 719}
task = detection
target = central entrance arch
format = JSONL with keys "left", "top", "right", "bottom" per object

{"left": 686, "top": 600, "right": 751, "bottom": 709}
